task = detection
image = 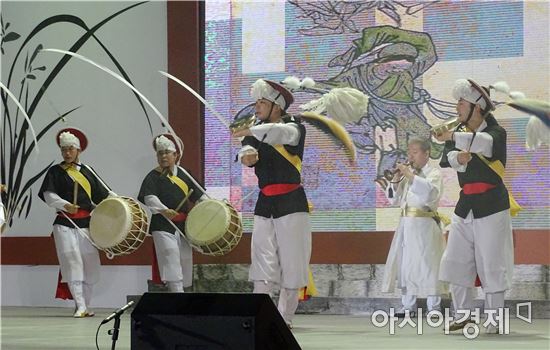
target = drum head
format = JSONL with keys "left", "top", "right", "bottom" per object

{"left": 185, "top": 200, "right": 230, "bottom": 244}
{"left": 90, "top": 197, "right": 132, "bottom": 248}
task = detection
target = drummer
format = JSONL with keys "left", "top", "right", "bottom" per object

{"left": 138, "top": 134, "right": 206, "bottom": 292}
{"left": 38, "top": 128, "right": 111, "bottom": 317}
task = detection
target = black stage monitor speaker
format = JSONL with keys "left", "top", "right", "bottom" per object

{"left": 131, "top": 292, "right": 301, "bottom": 350}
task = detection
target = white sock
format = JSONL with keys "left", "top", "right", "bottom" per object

{"left": 166, "top": 280, "right": 184, "bottom": 292}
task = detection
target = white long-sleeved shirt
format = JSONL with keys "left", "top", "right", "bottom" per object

{"left": 453, "top": 119, "right": 493, "bottom": 156}
{"left": 446, "top": 120, "right": 494, "bottom": 172}
{"left": 385, "top": 163, "right": 443, "bottom": 212}
{"left": 238, "top": 122, "right": 301, "bottom": 160}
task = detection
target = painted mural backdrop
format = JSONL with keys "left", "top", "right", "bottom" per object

{"left": 204, "top": 1, "right": 550, "bottom": 232}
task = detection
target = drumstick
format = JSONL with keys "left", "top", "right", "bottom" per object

{"left": 175, "top": 189, "right": 194, "bottom": 212}
{"left": 73, "top": 181, "right": 78, "bottom": 206}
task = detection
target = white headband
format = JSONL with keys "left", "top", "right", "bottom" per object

{"left": 452, "top": 79, "right": 487, "bottom": 110}
{"left": 250, "top": 79, "right": 288, "bottom": 110}
{"left": 58, "top": 131, "right": 80, "bottom": 149}
{"left": 155, "top": 135, "right": 177, "bottom": 153}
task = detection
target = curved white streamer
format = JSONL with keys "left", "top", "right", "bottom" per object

{"left": 159, "top": 71, "right": 230, "bottom": 128}
{"left": 41, "top": 48, "right": 182, "bottom": 152}
{"left": 0, "top": 82, "right": 40, "bottom": 154}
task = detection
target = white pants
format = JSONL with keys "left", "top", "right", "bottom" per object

{"left": 451, "top": 284, "right": 505, "bottom": 314}
{"left": 400, "top": 293, "right": 441, "bottom": 312}
{"left": 152, "top": 230, "right": 193, "bottom": 288}
{"left": 254, "top": 281, "right": 299, "bottom": 323}
{"left": 439, "top": 210, "right": 514, "bottom": 293}
{"left": 249, "top": 213, "right": 311, "bottom": 289}
{"left": 52, "top": 224, "right": 100, "bottom": 284}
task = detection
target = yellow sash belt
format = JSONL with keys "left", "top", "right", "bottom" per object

{"left": 63, "top": 164, "right": 92, "bottom": 199}
{"left": 402, "top": 206, "right": 451, "bottom": 226}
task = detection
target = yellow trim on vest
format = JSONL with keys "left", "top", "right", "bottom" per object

{"left": 273, "top": 145, "right": 302, "bottom": 173}
{"left": 476, "top": 155, "right": 522, "bottom": 217}
{"left": 63, "top": 165, "right": 92, "bottom": 200}
{"left": 168, "top": 174, "right": 189, "bottom": 196}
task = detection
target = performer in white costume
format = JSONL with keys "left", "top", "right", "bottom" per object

{"left": 436, "top": 79, "right": 514, "bottom": 334}
{"left": 233, "top": 79, "right": 311, "bottom": 328}
{"left": 379, "top": 137, "right": 448, "bottom": 317}
{"left": 38, "top": 128, "right": 110, "bottom": 317}
{"left": 138, "top": 134, "right": 206, "bottom": 292}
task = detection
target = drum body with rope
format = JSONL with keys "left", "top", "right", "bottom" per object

{"left": 185, "top": 199, "right": 242, "bottom": 256}
{"left": 89, "top": 196, "right": 149, "bottom": 257}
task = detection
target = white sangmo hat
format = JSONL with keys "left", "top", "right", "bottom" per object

{"left": 452, "top": 79, "right": 495, "bottom": 112}
{"left": 250, "top": 79, "right": 294, "bottom": 110}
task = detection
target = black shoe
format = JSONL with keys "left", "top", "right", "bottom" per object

{"left": 447, "top": 318, "right": 474, "bottom": 332}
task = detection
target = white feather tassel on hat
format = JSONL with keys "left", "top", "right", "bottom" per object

{"left": 490, "top": 81, "right": 510, "bottom": 94}
{"left": 155, "top": 135, "right": 177, "bottom": 152}
{"left": 300, "top": 77, "right": 316, "bottom": 89}
{"left": 282, "top": 76, "right": 301, "bottom": 90}
{"left": 509, "top": 91, "right": 526, "bottom": 100}
{"left": 300, "top": 87, "right": 369, "bottom": 124}
{"left": 526, "top": 116, "right": 550, "bottom": 150}
{"left": 59, "top": 131, "right": 81, "bottom": 149}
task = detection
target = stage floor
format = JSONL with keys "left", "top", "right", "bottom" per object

{"left": 1, "top": 307, "right": 549, "bottom": 350}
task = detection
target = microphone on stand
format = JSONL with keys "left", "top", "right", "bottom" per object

{"left": 101, "top": 300, "right": 135, "bottom": 325}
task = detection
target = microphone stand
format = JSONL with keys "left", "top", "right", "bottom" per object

{"left": 108, "top": 315, "right": 122, "bottom": 350}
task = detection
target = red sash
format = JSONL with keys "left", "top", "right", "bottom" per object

{"left": 462, "top": 182, "right": 496, "bottom": 195}
{"left": 58, "top": 209, "right": 91, "bottom": 219}
{"left": 171, "top": 212, "right": 188, "bottom": 223}
{"left": 260, "top": 183, "right": 301, "bottom": 196}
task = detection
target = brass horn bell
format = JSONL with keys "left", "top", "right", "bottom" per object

{"left": 383, "top": 161, "right": 412, "bottom": 183}
{"left": 431, "top": 118, "right": 460, "bottom": 137}
{"left": 229, "top": 114, "right": 257, "bottom": 133}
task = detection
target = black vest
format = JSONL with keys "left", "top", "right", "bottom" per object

{"left": 38, "top": 163, "right": 110, "bottom": 228}
{"left": 439, "top": 115, "right": 510, "bottom": 218}
{"left": 241, "top": 115, "right": 309, "bottom": 218}
{"left": 138, "top": 167, "right": 204, "bottom": 234}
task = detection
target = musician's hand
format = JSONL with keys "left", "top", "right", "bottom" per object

{"left": 434, "top": 130, "right": 453, "bottom": 142}
{"left": 396, "top": 163, "right": 414, "bottom": 180}
{"left": 0, "top": 184, "right": 6, "bottom": 193}
{"left": 63, "top": 203, "right": 79, "bottom": 214}
{"left": 389, "top": 169, "right": 401, "bottom": 182}
{"left": 241, "top": 153, "right": 259, "bottom": 166}
{"left": 162, "top": 209, "right": 178, "bottom": 220}
{"left": 232, "top": 128, "right": 253, "bottom": 138}
{"left": 457, "top": 151, "right": 472, "bottom": 165}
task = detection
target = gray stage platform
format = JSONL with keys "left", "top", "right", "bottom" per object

{"left": 1, "top": 306, "right": 549, "bottom": 350}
